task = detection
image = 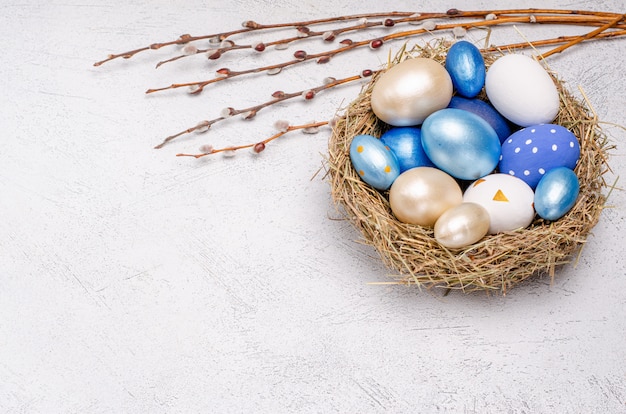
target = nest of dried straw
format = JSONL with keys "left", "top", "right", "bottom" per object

{"left": 327, "top": 41, "right": 612, "bottom": 293}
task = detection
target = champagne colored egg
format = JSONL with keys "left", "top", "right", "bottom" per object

{"left": 371, "top": 58, "right": 453, "bottom": 126}
{"left": 434, "top": 202, "right": 490, "bottom": 249}
{"left": 389, "top": 167, "right": 463, "bottom": 227}
{"left": 463, "top": 174, "right": 535, "bottom": 234}
{"left": 421, "top": 108, "right": 501, "bottom": 180}
{"left": 534, "top": 167, "right": 579, "bottom": 221}
{"left": 485, "top": 54, "right": 560, "bottom": 127}
{"left": 349, "top": 134, "right": 400, "bottom": 190}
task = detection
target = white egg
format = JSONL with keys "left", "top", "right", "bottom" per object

{"left": 485, "top": 54, "right": 560, "bottom": 127}
{"left": 463, "top": 174, "right": 535, "bottom": 234}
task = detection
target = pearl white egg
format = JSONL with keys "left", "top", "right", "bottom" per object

{"left": 371, "top": 58, "right": 453, "bottom": 126}
{"left": 434, "top": 202, "right": 490, "bottom": 249}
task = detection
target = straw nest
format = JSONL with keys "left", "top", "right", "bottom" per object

{"left": 327, "top": 40, "right": 612, "bottom": 293}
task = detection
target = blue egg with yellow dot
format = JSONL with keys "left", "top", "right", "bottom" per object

{"left": 380, "top": 127, "right": 434, "bottom": 173}
{"left": 534, "top": 167, "right": 579, "bottom": 221}
{"left": 499, "top": 124, "right": 580, "bottom": 189}
{"left": 350, "top": 134, "right": 400, "bottom": 190}
{"left": 445, "top": 40, "right": 486, "bottom": 98}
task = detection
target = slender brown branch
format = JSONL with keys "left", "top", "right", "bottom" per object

{"left": 94, "top": 9, "right": 624, "bottom": 67}
{"left": 540, "top": 14, "right": 625, "bottom": 58}
{"left": 482, "top": 29, "right": 626, "bottom": 53}
{"left": 144, "top": 13, "right": 625, "bottom": 95}
{"left": 176, "top": 121, "right": 329, "bottom": 158}
{"left": 152, "top": 11, "right": 624, "bottom": 69}
{"left": 153, "top": 72, "right": 372, "bottom": 149}
{"left": 153, "top": 13, "right": 454, "bottom": 68}
{"left": 93, "top": 12, "right": 423, "bottom": 66}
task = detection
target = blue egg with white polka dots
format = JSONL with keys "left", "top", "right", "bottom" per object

{"left": 499, "top": 124, "right": 580, "bottom": 189}
{"left": 350, "top": 134, "right": 400, "bottom": 190}
{"left": 380, "top": 127, "right": 434, "bottom": 173}
{"left": 534, "top": 167, "right": 580, "bottom": 221}
{"left": 445, "top": 41, "right": 486, "bottom": 98}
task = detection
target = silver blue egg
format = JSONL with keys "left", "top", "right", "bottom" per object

{"left": 349, "top": 134, "right": 400, "bottom": 190}
{"left": 534, "top": 167, "right": 580, "bottom": 221}
{"left": 447, "top": 96, "right": 512, "bottom": 143}
{"left": 444, "top": 40, "right": 486, "bottom": 98}
{"left": 421, "top": 108, "right": 501, "bottom": 180}
{"left": 380, "top": 127, "right": 434, "bottom": 173}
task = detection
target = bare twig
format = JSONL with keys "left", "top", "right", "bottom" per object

{"left": 176, "top": 121, "right": 329, "bottom": 158}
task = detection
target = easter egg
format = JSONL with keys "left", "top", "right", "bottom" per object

{"left": 447, "top": 96, "right": 512, "bottom": 143}
{"left": 421, "top": 108, "right": 501, "bottom": 180}
{"left": 463, "top": 174, "right": 535, "bottom": 234}
{"left": 485, "top": 54, "right": 560, "bottom": 127}
{"left": 389, "top": 167, "right": 462, "bottom": 227}
{"left": 534, "top": 167, "right": 580, "bottom": 221}
{"left": 434, "top": 202, "right": 490, "bottom": 249}
{"left": 444, "top": 40, "right": 486, "bottom": 98}
{"left": 499, "top": 124, "right": 580, "bottom": 189}
{"left": 349, "top": 134, "right": 400, "bottom": 190}
{"left": 380, "top": 127, "right": 434, "bottom": 172}
{"left": 371, "top": 57, "right": 453, "bottom": 126}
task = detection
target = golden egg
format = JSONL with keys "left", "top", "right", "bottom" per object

{"left": 434, "top": 202, "right": 491, "bottom": 249}
{"left": 389, "top": 167, "right": 462, "bottom": 226}
{"left": 371, "top": 57, "right": 453, "bottom": 126}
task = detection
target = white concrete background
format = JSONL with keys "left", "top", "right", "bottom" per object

{"left": 1, "top": 0, "right": 625, "bottom": 412}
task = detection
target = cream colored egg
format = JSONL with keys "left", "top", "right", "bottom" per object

{"left": 389, "top": 167, "right": 462, "bottom": 227}
{"left": 463, "top": 174, "right": 535, "bottom": 234}
{"left": 371, "top": 58, "right": 453, "bottom": 126}
{"left": 485, "top": 54, "right": 560, "bottom": 127}
{"left": 434, "top": 202, "right": 490, "bottom": 249}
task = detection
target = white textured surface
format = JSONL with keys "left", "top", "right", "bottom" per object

{"left": 1, "top": 1, "right": 625, "bottom": 412}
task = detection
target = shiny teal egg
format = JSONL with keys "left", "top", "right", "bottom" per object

{"left": 421, "top": 108, "right": 501, "bottom": 180}
{"left": 380, "top": 127, "right": 434, "bottom": 173}
{"left": 349, "top": 134, "right": 400, "bottom": 190}
{"left": 445, "top": 40, "right": 486, "bottom": 98}
{"left": 534, "top": 167, "right": 579, "bottom": 221}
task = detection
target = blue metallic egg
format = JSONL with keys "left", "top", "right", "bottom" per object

{"left": 445, "top": 40, "right": 486, "bottom": 98}
{"left": 421, "top": 108, "right": 501, "bottom": 180}
{"left": 499, "top": 124, "right": 580, "bottom": 189}
{"left": 380, "top": 127, "right": 434, "bottom": 173}
{"left": 447, "top": 96, "right": 512, "bottom": 143}
{"left": 534, "top": 167, "right": 580, "bottom": 221}
{"left": 349, "top": 134, "right": 400, "bottom": 190}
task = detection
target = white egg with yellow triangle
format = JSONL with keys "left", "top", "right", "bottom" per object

{"left": 463, "top": 173, "right": 535, "bottom": 234}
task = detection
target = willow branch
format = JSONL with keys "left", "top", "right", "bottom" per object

{"left": 93, "top": 12, "right": 423, "bottom": 66}
{"left": 94, "top": 9, "right": 624, "bottom": 68}
{"left": 176, "top": 121, "right": 329, "bottom": 158}
{"left": 153, "top": 71, "right": 373, "bottom": 149}
{"left": 540, "top": 13, "right": 624, "bottom": 58}
{"left": 143, "top": 13, "right": 625, "bottom": 95}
